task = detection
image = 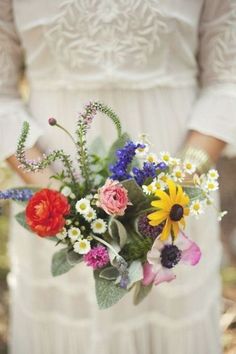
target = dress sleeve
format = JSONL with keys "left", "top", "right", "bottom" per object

{"left": 0, "top": 0, "right": 42, "bottom": 160}
{"left": 188, "top": 0, "right": 236, "bottom": 156}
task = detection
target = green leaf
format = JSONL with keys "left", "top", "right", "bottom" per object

{"left": 184, "top": 187, "right": 205, "bottom": 201}
{"left": 106, "top": 132, "right": 130, "bottom": 166}
{"left": 94, "top": 270, "right": 128, "bottom": 309}
{"left": 51, "top": 248, "right": 74, "bottom": 276}
{"left": 133, "top": 281, "right": 153, "bottom": 306}
{"left": 66, "top": 249, "right": 83, "bottom": 265}
{"left": 88, "top": 137, "right": 106, "bottom": 157}
{"left": 99, "top": 267, "right": 119, "bottom": 280}
{"left": 15, "top": 211, "right": 31, "bottom": 231}
{"left": 127, "top": 261, "right": 143, "bottom": 290}
{"left": 108, "top": 218, "right": 127, "bottom": 249}
{"left": 121, "top": 179, "right": 148, "bottom": 206}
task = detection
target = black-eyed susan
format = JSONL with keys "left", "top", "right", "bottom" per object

{"left": 148, "top": 180, "right": 190, "bottom": 240}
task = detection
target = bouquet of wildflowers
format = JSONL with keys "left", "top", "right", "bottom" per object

{"left": 0, "top": 102, "right": 226, "bottom": 309}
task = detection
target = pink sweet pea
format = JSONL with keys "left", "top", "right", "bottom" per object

{"left": 142, "top": 232, "right": 201, "bottom": 286}
{"left": 97, "top": 178, "right": 131, "bottom": 216}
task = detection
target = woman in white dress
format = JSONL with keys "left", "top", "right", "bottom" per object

{"left": 1, "top": 1, "right": 236, "bottom": 353}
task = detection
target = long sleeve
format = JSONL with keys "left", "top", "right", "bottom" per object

{"left": 0, "top": 0, "right": 42, "bottom": 160}
{"left": 188, "top": 0, "right": 236, "bottom": 156}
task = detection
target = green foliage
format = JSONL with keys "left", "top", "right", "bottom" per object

{"left": 94, "top": 269, "right": 128, "bottom": 309}
{"left": 51, "top": 248, "right": 74, "bottom": 276}
{"left": 133, "top": 282, "right": 153, "bottom": 305}
{"left": 108, "top": 218, "right": 127, "bottom": 249}
{"left": 121, "top": 232, "right": 153, "bottom": 262}
{"left": 99, "top": 267, "right": 119, "bottom": 280}
{"left": 15, "top": 211, "right": 30, "bottom": 231}
{"left": 127, "top": 260, "right": 143, "bottom": 289}
{"left": 184, "top": 186, "right": 205, "bottom": 201}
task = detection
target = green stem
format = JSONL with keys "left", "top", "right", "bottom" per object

{"left": 92, "top": 235, "right": 120, "bottom": 258}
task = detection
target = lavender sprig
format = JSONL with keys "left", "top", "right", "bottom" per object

{"left": 0, "top": 188, "right": 33, "bottom": 201}
{"left": 76, "top": 101, "right": 122, "bottom": 190}
{"left": 16, "top": 122, "right": 76, "bottom": 183}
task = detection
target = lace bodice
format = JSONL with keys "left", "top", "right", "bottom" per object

{"left": 7, "top": 0, "right": 204, "bottom": 89}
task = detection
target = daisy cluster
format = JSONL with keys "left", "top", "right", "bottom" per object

{"left": 56, "top": 187, "right": 109, "bottom": 268}
{"left": 134, "top": 144, "right": 225, "bottom": 220}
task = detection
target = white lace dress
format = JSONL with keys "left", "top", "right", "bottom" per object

{"left": 1, "top": 1, "right": 236, "bottom": 353}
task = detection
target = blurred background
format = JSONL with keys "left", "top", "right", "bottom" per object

{"left": 0, "top": 153, "right": 236, "bottom": 354}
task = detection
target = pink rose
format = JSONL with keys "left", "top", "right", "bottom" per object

{"left": 98, "top": 179, "right": 131, "bottom": 216}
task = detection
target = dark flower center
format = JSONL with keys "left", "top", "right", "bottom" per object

{"left": 169, "top": 204, "right": 184, "bottom": 221}
{"left": 160, "top": 244, "right": 182, "bottom": 269}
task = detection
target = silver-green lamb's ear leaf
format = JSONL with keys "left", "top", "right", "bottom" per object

{"left": 51, "top": 248, "right": 74, "bottom": 276}
{"left": 66, "top": 249, "right": 83, "bottom": 265}
{"left": 127, "top": 261, "right": 143, "bottom": 290}
{"left": 133, "top": 281, "right": 153, "bottom": 306}
{"left": 183, "top": 186, "right": 205, "bottom": 202}
{"left": 88, "top": 137, "right": 106, "bottom": 157}
{"left": 15, "top": 211, "right": 31, "bottom": 231}
{"left": 99, "top": 267, "right": 120, "bottom": 280}
{"left": 107, "top": 132, "right": 130, "bottom": 166}
{"left": 121, "top": 179, "right": 148, "bottom": 206}
{"left": 108, "top": 218, "right": 127, "bottom": 248}
{"left": 94, "top": 270, "right": 128, "bottom": 309}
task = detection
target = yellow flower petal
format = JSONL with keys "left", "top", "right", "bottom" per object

{"left": 154, "top": 189, "right": 171, "bottom": 207}
{"left": 180, "top": 218, "right": 186, "bottom": 228}
{"left": 148, "top": 211, "right": 167, "bottom": 223}
{"left": 167, "top": 179, "right": 177, "bottom": 202}
{"left": 160, "top": 218, "right": 171, "bottom": 240}
{"left": 151, "top": 200, "right": 170, "bottom": 211}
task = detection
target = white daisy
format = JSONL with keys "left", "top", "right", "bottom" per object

{"left": 160, "top": 151, "right": 171, "bottom": 165}
{"left": 73, "top": 239, "right": 91, "bottom": 255}
{"left": 172, "top": 167, "right": 185, "bottom": 182}
{"left": 91, "top": 219, "right": 107, "bottom": 234}
{"left": 135, "top": 143, "right": 149, "bottom": 158}
{"left": 84, "top": 208, "right": 97, "bottom": 222}
{"left": 61, "top": 186, "right": 72, "bottom": 197}
{"left": 145, "top": 153, "right": 158, "bottom": 164}
{"left": 204, "top": 179, "right": 219, "bottom": 192}
{"left": 65, "top": 219, "right": 72, "bottom": 226}
{"left": 170, "top": 157, "right": 181, "bottom": 167}
{"left": 75, "top": 198, "right": 91, "bottom": 215}
{"left": 190, "top": 200, "right": 204, "bottom": 217}
{"left": 157, "top": 172, "right": 169, "bottom": 186}
{"left": 183, "top": 161, "right": 196, "bottom": 175}
{"left": 142, "top": 183, "right": 155, "bottom": 195}
{"left": 150, "top": 177, "right": 165, "bottom": 191}
{"left": 207, "top": 169, "right": 219, "bottom": 180}
{"left": 85, "top": 194, "right": 94, "bottom": 200}
{"left": 56, "top": 227, "right": 67, "bottom": 240}
{"left": 68, "top": 227, "right": 81, "bottom": 243}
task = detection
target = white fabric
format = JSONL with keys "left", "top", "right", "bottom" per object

{"left": 1, "top": 0, "right": 236, "bottom": 353}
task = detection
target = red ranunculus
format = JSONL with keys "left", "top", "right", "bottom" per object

{"left": 26, "top": 188, "right": 70, "bottom": 237}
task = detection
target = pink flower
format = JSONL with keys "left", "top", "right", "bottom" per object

{"left": 97, "top": 178, "right": 131, "bottom": 216}
{"left": 83, "top": 246, "right": 109, "bottom": 270}
{"left": 142, "top": 232, "right": 201, "bottom": 286}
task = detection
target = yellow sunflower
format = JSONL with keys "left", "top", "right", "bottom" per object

{"left": 148, "top": 180, "right": 190, "bottom": 240}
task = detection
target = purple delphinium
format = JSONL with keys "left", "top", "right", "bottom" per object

{"left": 0, "top": 188, "right": 33, "bottom": 202}
{"left": 132, "top": 162, "right": 158, "bottom": 186}
{"left": 109, "top": 141, "right": 143, "bottom": 181}
{"left": 138, "top": 213, "right": 164, "bottom": 239}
